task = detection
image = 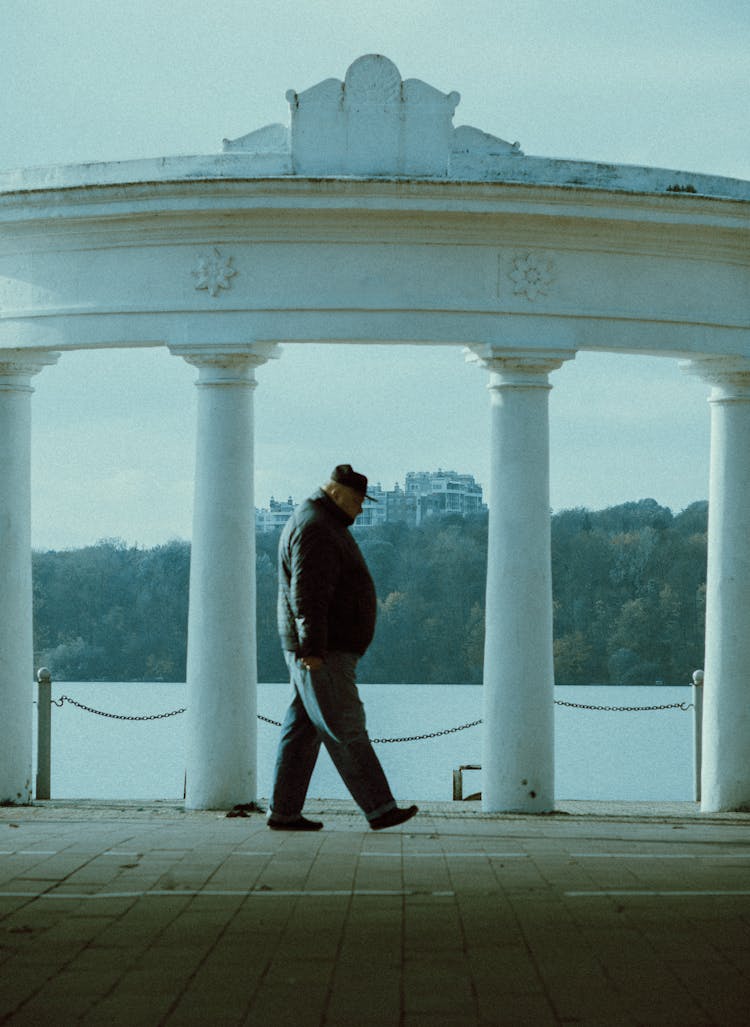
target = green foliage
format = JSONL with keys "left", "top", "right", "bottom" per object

{"left": 33, "top": 539, "right": 190, "bottom": 682}
{"left": 32, "top": 499, "right": 707, "bottom": 684}
{"left": 551, "top": 499, "right": 707, "bottom": 684}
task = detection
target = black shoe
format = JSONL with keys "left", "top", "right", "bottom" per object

{"left": 268, "top": 815, "right": 324, "bottom": 832}
{"left": 369, "top": 805, "right": 419, "bottom": 831}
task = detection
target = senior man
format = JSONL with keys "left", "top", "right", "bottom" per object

{"left": 268, "top": 464, "right": 418, "bottom": 832}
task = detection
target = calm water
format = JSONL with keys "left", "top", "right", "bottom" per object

{"left": 36, "top": 683, "right": 696, "bottom": 803}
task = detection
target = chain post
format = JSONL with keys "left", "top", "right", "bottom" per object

{"left": 36, "top": 668, "right": 52, "bottom": 800}
{"left": 692, "top": 669, "right": 704, "bottom": 802}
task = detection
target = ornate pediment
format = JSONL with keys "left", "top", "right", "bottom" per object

{"left": 223, "top": 54, "right": 522, "bottom": 178}
{"left": 286, "top": 54, "right": 460, "bottom": 176}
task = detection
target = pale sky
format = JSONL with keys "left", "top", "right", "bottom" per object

{"left": 2, "top": 0, "right": 749, "bottom": 549}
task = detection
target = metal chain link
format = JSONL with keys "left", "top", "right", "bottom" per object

{"left": 554, "top": 699, "right": 693, "bottom": 713}
{"left": 371, "top": 719, "right": 483, "bottom": 744}
{"left": 53, "top": 695, "right": 186, "bottom": 721}
{"left": 53, "top": 698, "right": 482, "bottom": 740}
{"left": 259, "top": 712, "right": 484, "bottom": 742}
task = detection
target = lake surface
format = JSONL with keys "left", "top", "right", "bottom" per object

{"left": 35, "top": 683, "right": 697, "bottom": 803}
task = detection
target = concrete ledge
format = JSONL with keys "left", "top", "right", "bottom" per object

{"left": 4, "top": 797, "right": 750, "bottom": 824}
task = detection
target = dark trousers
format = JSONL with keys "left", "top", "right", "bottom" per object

{"left": 269, "top": 650, "right": 396, "bottom": 822}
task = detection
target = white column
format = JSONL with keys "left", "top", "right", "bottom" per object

{"left": 684, "top": 356, "right": 750, "bottom": 812}
{"left": 0, "top": 350, "right": 60, "bottom": 804}
{"left": 468, "top": 346, "right": 574, "bottom": 813}
{"left": 170, "top": 343, "right": 278, "bottom": 810}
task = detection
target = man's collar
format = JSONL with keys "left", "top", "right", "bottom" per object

{"left": 313, "top": 488, "right": 354, "bottom": 526}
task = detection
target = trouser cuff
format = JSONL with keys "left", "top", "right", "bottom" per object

{"left": 267, "top": 808, "right": 303, "bottom": 824}
{"left": 365, "top": 799, "right": 397, "bottom": 823}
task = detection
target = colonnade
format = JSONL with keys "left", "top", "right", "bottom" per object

{"left": 1, "top": 344, "right": 749, "bottom": 813}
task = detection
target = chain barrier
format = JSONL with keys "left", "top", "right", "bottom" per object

{"left": 371, "top": 719, "right": 483, "bottom": 744}
{"left": 52, "top": 696, "right": 483, "bottom": 740}
{"left": 554, "top": 699, "right": 693, "bottom": 713}
{"left": 53, "top": 695, "right": 186, "bottom": 721}
{"left": 51, "top": 693, "right": 691, "bottom": 741}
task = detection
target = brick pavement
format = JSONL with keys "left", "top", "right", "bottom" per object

{"left": 1, "top": 800, "right": 749, "bottom": 1025}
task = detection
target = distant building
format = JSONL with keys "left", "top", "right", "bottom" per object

{"left": 255, "top": 471, "right": 485, "bottom": 532}
{"left": 355, "top": 481, "right": 388, "bottom": 528}
{"left": 255, "top": 496, "right": 295, "bottom": 533}
{"left": 360, "top": 470, "right": 486, "bottom": 529}
{"left": 405, "top": 469, "right": 485, "bottom": 522}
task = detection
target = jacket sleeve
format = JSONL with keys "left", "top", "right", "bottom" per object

{"left": 288, "top": 523, "right": 341, "bottom": 657}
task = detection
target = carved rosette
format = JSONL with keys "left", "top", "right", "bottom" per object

{"left": 507, "top": 253, "right": 556, "bottom": 301}
{"left": 192, "top": 248, "right": 237, "bottom": 297}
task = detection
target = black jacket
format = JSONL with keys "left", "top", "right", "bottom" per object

{"left": 277, "top": 489, "right": 377, "bottom": 658}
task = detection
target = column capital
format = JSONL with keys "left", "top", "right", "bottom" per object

{"left": 465, "top": 346, "right": 575, "bottom": 387}
{"left": 168, "top": 342, "right": 280, "bottom": 386}
{"left": 0, "top": 349, "right": 60, "bottom": 393}
{"left": 682, "top": 355, "right": 750, "bottom": 400}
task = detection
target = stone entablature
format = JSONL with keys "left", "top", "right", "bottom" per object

{"left": 0, "top": 55, "right": 747, "bottom": 363}
{"left": 0, "top": 190, "right": 745, "bottom": 358}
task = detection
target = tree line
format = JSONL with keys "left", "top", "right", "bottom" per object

{"left": 33, "top": 498, "right": 707, "bottom": 685}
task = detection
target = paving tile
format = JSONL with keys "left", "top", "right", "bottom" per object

{"left": 325, "top": 965, "right": 401, "bottom": 1020}
{"left": 0, "top": 970, "right": 55, "bottom": 1020}
{"left": 243, "top": 957, "right": 332, "bottom": 1025}
{"left": 6, "top": 967, "right": 122, "bottom": 1022}
{"left": 80, "top": 991, "right": 177, "bottom": 1026}
{"left": 161, "top": 960, "right": 256, "bottom": 1024}
{"left": 403, "top": 954, "right": 477, "bottom": 1017}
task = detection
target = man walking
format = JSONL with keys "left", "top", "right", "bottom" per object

{"left": 268, "top": 464, "right": 418, "bottom": 832}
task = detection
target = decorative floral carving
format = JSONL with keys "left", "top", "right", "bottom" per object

{"left": 192, "top": 248, "right": 237, "bottom": 297}
{"left": 508, "top": 253, "right": 556, "bottom": 301}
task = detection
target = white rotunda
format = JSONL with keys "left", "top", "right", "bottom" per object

{"left": 1, "top": 55, "right": 748, "bottom": 812}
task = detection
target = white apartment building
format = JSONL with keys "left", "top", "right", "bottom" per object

{"left": 405, "top": 470, "right": 486, "bottom": 521}
{"left": 255, "top": 472, "right": 485, "bottom": 531}
{"left": 255, "top": 496, "right": 295, "bottom": 533}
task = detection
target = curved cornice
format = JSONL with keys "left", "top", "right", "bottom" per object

{"left": 1, "top": 153, "right": 748, "bottom": 208}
